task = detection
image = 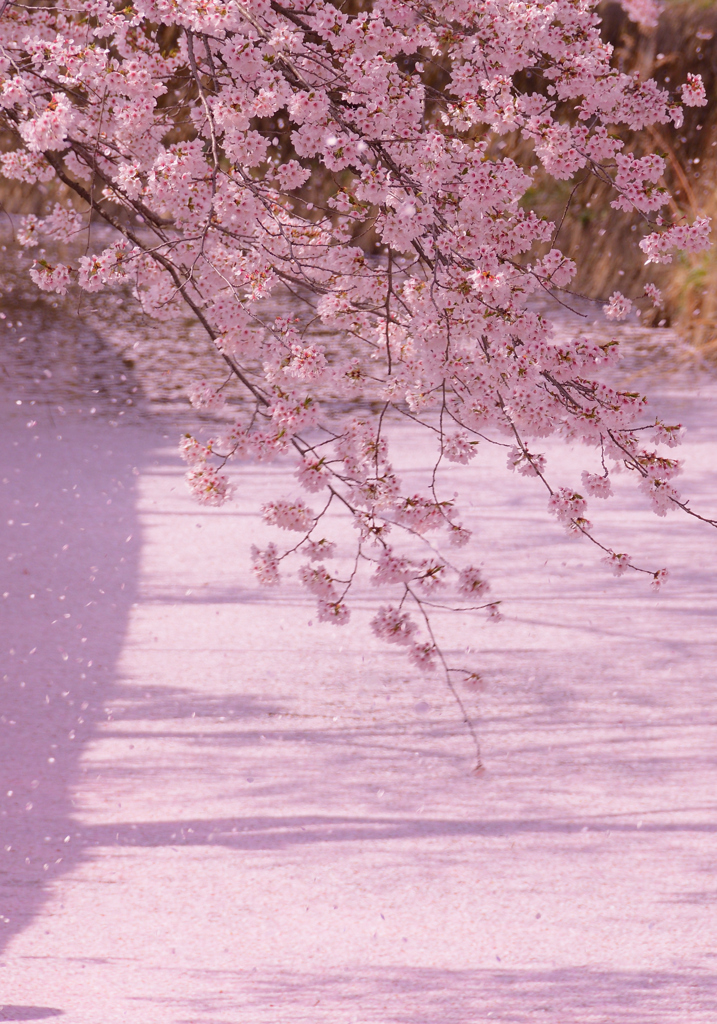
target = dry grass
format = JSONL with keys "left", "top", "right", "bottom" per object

{"left": 513, "top": 1, "right": 717, "bottom": 356}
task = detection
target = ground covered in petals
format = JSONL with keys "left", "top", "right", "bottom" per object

{"left": 1, "top": 332, "right": 717, "bottom": 1023}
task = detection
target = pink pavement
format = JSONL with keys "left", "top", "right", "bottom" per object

{"left": 2, "top": 380, "right": 717, "bottom": 1023}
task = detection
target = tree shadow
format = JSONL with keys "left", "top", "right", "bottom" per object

{"left": 42, "top": 667, "right": 717, "bottom": 856}
{"left": 0, "top": 363, "right": 143, "bottom": 957}
{"left": 133, "top": 964, "right": 717, "bottom": 1023}
{"left": 0, "top": 1008, "right": 64, "bottom": 1021}
{"left": 256, "top": 964, "right": 717, "bottom": 1022}
{"left": 64, "top": 806, "right": 717, "bottom": 855}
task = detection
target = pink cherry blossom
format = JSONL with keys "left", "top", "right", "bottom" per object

{"left": 604, "top": 292, "right": 633, "bottom": 321}
{"left": 276, "top": 160, "right": 312, "bottom": 191}
{"left": 2, "top": 0, "right": 714, "bottom": 699}
{"left": 581, "top": 472, "right": 613, "bottom": 500}
{"left": 651, "top": 422, "right": 683, "bottom": 448}
{"left": 305, "top": 539, "right": 337, "bottom": 561}
{"left": 371, "top": 549, "right": 416, "bottom": 587}
{"left": 250, "top": 544, "right": 281, "bottom": 587}
{"left": 178, "top": 434, "right": 207, "bottom": 466}
{"left": 619, "top": 0, "right": 660, "bottom": 28}
{"left": 29, "top": 261, "right": 72, "bottom": 295}
{"left": 442, "top": 433, "right": 477, "bottom": 464}
{"left": 317, "top": 600, "right": 350, "bottom": 625}
{"left": 547, "top": 489, "right": 591, "bottom": 535}
{"left": 604, "top": 552, "right": 631, "bottom": 577}
{"left": 448, "top": 525, "right": 472, "bottom": 548}
{"left": 681, "top": 74, "right": 707, "bottom": 108}
{"left": 457, "top": 567, "right": 490, "bottom": 600}
{"left": 295, "top": 456, "right": 330, "bottom": 493}
{"left": 299, "top": 563, "right": 337, "bottom": 600}
{"left": 186, "top": 467, "right": 232, "bottom": 507}
{"left": 508, "top": 448, "right": 546, "bottom": 477}
{"left": 370, "top": 606, "right": 417, "bottom": 647}
{"left": 640, "top": 218, "right": 712, "bottom": 265}
{"left": 188, "top": 382, "right": 227, "bottom": 412}
{"left": 262, "top": 499, "right": 314, "bottom": 533}
{"left": 644, "top": 283, "right": 663, "bottom": 308}
{"left": 18, "top": 93, "right": 75, "bottom": 152}
{"left": 409, "top": 642, "right": 438, "bottom": 671}
{"left": 651, "top": 568, "right": 670, "bottom": 590}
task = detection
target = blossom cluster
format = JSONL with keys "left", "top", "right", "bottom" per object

{"left": 603, "top": 292, "right": 633, "bottom": 322}
{"left": 188, "top": 382, "right": 227, "bottom": 412}
{"left": 547, "top": 489, "right": 591, "bottom": 535}
{"left": 640, "top": 218, "right": 712, "bottom": 265}
{"left": 298, "top": 563, "right": 350, "bottom": 624}
{"left": 0, "top": 0, "right": 707, "bottom": 684}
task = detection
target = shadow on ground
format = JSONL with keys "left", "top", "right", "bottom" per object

{"left": 136, "top": 964, "right": 717, "bottom": 1023}
{"left": 0, "top": 1008, "right": 64, "bottom": 1021}
{"left": 0, "top": 379, "right": 143, "bottom": 958}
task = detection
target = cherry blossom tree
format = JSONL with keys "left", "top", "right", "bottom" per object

{"left": 0, "top": 0, "right": 714, "bottom": 765}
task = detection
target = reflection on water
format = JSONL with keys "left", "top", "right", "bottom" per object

{"left": 0, "top": 228, "right": 215, "bottom": 412}
{"left": 534, "top": 292, "right": 713, "bottom": 391}
{"left": 0, "top": 226, "right": 315, "bottom": 414}
{"left": 0, "top": 228, "right": 714, "bottom": 422}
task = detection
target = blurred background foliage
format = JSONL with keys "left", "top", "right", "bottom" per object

{"left": 524, "top": 0, "right": 717, "bottom": 355}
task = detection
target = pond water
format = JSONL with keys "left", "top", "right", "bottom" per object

{"left": 1, "top": 225, "right": 714, "bottom": 423}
